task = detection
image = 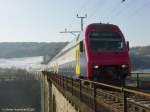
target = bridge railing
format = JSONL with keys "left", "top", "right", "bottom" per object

{"left": 127, "top": 73, "right": 150, "bottom": 89}
{"left": 44, "top": 71, "right": 150, "bottom": 112}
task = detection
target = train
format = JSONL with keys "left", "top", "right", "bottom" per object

{"left": 48, "top": 23, "right": 131, "bottom": 83}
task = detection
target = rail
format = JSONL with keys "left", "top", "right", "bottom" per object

{"left": 44, "top": 71, "right": 150, "bottom": 112}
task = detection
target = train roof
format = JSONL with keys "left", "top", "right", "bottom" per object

{"left": 50, "top": 31, "right": 84, "bottom": 61}
{"left": 85, "top": 23, "right": 119, "bottom": 30}
{"left": 86, "top": 23, "right": 118, "bottom": 26}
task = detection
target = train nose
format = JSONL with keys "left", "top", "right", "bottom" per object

{"left": 91, "top": 65, "right": 129, "bottom": 80}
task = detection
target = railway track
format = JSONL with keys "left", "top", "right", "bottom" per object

{"left": 44, "top": 72, "right": 150, "bottom": 112}
{"left": 95, "top": 87, "right": 150, "bottom": 112}
{"left": 127, "top": 96, "right": 150, "bottom": 112}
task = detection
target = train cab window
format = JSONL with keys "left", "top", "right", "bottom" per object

{"left": 80, "top": 41, "right": 84, "bottom": 52}
{"left": 89, "top": 31, "right": 124, "bottom": 52}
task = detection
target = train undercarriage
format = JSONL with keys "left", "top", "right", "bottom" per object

{"left": 90, "top": 65, "right": 128, "bottom": 85}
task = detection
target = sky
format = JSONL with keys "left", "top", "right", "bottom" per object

{"left": 0, "top": 0, "right": 150, "bottom": 46}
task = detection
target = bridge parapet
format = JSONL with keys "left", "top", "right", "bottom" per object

{"left": 43, "top": 71, "right": 150, "bottom": 112}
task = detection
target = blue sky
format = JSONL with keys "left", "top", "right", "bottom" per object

{"left": 0, "top": 0, "right": 150, "bottom": 46}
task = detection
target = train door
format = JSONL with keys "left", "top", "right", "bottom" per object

{"left": 79, "top": 41, "right": 86, "bottom": 77}
{"left": 75, "top": 45, "right": 80, "bottom": 75}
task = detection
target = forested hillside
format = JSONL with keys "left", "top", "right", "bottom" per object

{"left": 0, "top": 42, "right": 67, "bottom": 61}
{"left": 130, "top": 46, "right": 150, "bottom": 70}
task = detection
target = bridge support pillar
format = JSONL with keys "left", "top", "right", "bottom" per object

{"left": 51, "top": 84, "right": 78, "bottom": 112}
{"left": 41, "top": 73, "right": 50, "bottom": 112}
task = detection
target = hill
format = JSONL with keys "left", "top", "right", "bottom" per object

{"left": 0, "top": 42, "right": 150, "bottom": 70}
{"left": 130, "top": 46, "right": 150, "bottom": 70}
{"left": 0, "top": 42, "right": 67, "bottom": 63}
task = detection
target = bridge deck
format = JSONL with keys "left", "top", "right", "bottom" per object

{"left": 43, "top": 71, "right": 150, "bottom": 112}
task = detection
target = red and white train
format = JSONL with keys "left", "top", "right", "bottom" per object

{"left": 48, "top": 23, "right": 131, "bottom": 82}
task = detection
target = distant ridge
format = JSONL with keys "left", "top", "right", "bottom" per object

{"left": 0, "top": 42, "right": 68, "bottom": 64}
{"left": 0, "top": 42, "right": 150, "bottom": 70}
{"left": 130, "top": 46, "right": 150, "bottom": 70}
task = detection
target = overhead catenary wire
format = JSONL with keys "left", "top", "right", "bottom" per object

{"left": 68, "top": 0, "right": 91, "bottom": 32}
{"left": 77, "top": 0, "right": 91, "bottom": 15}
{"left": 87, "top": 0, "right": 108, "bottom": 19}
{"left": 109, "top": 0, "right": 138, "bottom": 22}
{"left": 70, "top": 0, "right": 129, "bottom": 30}
{"left": 114, "top": 0, "right": 150, "bottom": 26}
{"left": 123, "top": 1, "right": 150, "bottom": 21}
{"left": 59, "top": 0, "right": 91, "bottom": 40}
{"left": 103, "top": 1, "right": 122, "bottom": 21}
{"left": 86, "top": 0, "right": 127, "bottom": 23}
{"left": 68, "top": 0, "right": 146, "bottom": 33}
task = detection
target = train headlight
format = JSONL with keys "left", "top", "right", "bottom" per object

{"left": 94, "top": 65, "right": 99, "bottom": 69}
{"left": 121, "top": 65, "right": 127, "bottom": 68}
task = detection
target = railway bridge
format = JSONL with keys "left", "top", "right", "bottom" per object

{"left": 0, "top": 70, "right": 149, "bottom": 112}
{"left": 41, "top": 71, "right": 150, "bottom": 112}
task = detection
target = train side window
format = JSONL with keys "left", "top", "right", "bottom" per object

{"left": 80, "top": 41, "right": 84, "bottom": 52}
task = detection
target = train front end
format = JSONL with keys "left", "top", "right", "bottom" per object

{"left": 84, "top": 24, "right": 131, "bottom": 82}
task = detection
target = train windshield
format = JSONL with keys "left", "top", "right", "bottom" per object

{"left": 89, "top": 31, "right": 124, "bottom": 52}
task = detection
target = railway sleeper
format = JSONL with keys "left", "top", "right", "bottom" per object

{"left": 128, "top": 101, "right": 150, "bottom": 112}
